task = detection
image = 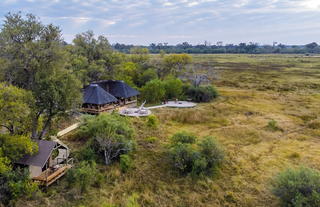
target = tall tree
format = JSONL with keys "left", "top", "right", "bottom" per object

{"left": 0, "top": 13, "right": 81, "bottom": 139}
{"left": 161, "top": 54, "right": 192, "bottom": 78}
{"left": 69, "top": 30, "right": 123, "bottom": 83}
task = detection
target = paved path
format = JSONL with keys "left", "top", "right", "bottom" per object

{"left": 147, "top": 101, "right": 197, "bottom": 110}
{"left": 147, "top": 105, "right": 167, "bottom": 109}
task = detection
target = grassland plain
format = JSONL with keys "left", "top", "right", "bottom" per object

{"left": 18, "top": 54, "right": 320, "bottom": 207}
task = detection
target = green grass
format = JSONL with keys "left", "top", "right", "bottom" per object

{"left": 17, "top": 54, "right": 320, "bottom": 207}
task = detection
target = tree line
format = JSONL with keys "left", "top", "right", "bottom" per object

{"left": 113, "top": 41, "right": 320, "bottom": 54}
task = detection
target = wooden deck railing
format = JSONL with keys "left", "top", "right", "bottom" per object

{"left": 82, "top": 106, "right": 115, "bottom": 114}
{"left": 33, "top": 164, "right": 72, "bottom": 186}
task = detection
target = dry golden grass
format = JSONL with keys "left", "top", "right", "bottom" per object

{"left": 18, "top": 54, "right": 320, "bottom": 207}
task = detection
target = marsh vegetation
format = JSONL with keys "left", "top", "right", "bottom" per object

{"left": 13, "top": 53, "right": 320, "bottom": 207}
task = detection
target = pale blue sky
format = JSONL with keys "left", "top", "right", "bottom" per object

{"left": 1, "top": 0, "right": 320, "bottom": 45}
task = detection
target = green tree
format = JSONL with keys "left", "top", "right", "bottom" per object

{"left": 0, "top": 134, "right": 38, "bottom": 162}
{"left": 163, "top": 76, "right": 183, "bottom": 99}
{"left": 138, "top": 68, "right": 158, "bottom": 87}
{"left": 0, "top": 83, "right": 33, "bottom": 135}
{"left": 161, "top": 54, "right": 192, "bottom": 78}
{"left": 0, "top": 13, "right": 82, "bottom": 139}
{"left": 115, "top": 62, "right": 138, "bottom": 87}
{"left": 32, "top": 71, "right": 81, "bottom": 138}
{"left": 79, "top": 114, "right": 135, "bottom": 165}
{"left": 70, "top": 30, "right": 122, "bottom": 82}
{"left": 129, "top": 47, "right": 150, "bottom": 65}
{"left": 141, "top": 79, "right": 166, "bottom": 103}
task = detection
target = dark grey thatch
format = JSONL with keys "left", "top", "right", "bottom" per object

{"left": 16, "top": 140, "right": 57, "bottom": 168}
{"left": 83, "top": 84, "right": 118, "bottom": 105}
{"left": 95, "top": 80, "right": 140, "bottom": 99}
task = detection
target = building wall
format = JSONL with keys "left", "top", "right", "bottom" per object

{"left": 29, "top": 165, "right": 42, "bottom": 178}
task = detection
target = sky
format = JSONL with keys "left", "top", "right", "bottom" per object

{"left": 0, "top": 0, "right": 320, "bottom": 45}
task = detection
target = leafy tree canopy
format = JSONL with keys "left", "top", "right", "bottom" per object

{"left": 0, "top": 83, "right": 33, "bottom": 135}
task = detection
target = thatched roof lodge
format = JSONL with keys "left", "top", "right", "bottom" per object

{"left": 82, "top": 83, "right": 118, "bottom": 114}
{"left": 94, "top": 80, "right": 140, "bottom": 107}
{"left": 82, "top": 80, "right": 140, "bottom": 114}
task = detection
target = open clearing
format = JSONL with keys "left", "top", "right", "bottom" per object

{"left": 19, "top": 54, "right": 320, "bottom": 207}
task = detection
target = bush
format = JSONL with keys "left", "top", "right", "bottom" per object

{"left": 168, "top": 133, "right": 224, "bottom": 176}
{"left": 266, "top": 120, "right": 282, "bottom": 132}
{"left": 163, "top": 76, "right": 183, "bottom": 99}
{"left": 120, "top": 154, "right": 133, "bottom": 173}
{"left": 184, "top": 85, "right": 218, "bottom": 102}
{"left": 141, "top": 79, "right": 165, "bottom": 104}
{"left": 79, "top": 113, "right": 135, "bottom": 165}
{"left": 76, "top": 145, "right": 97, "bottom": 162}
{"left": 138, "top": 69, "right": 158, "bottom": 87}
{"left": 146, "top": 114, "right": 158, "bottom": 128}
{"left": 272, "top": 167, "right": 320, "bottom": 207}
{"left": 0, "top": 168, "right": 38, "bottom": 206}
{"left": 171, "top": 131, "right": 196, "bottom": 144}
{"left": 169, "top": 143, "right": 199, "bottom": 175}
{"left": 66, "top": 161, "right": 102, "bottom": 193}
{"left": 198, "top": 136, "right": 224, "bottom": 172}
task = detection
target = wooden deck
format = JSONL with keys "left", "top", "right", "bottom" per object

{"left": 82, "top": 106, "right": 115, "bottom": 114}
{"left": 33, "top": 165, "right": 72, "bottom": 186}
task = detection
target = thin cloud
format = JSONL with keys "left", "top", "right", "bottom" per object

{"left": 0, "top": 0, "right": 319, "bottom": 44}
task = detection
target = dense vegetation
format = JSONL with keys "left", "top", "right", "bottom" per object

{"left": 168, "top": 132, "right": 224, "bottom": 176}
{"left": 113, "top": 42, "right": 320, "bottom": 54}
{"left": 272, "top": 167, "right": 320, "bottom": 207}
{"left": 0, "top": 12, "right": 320, "bottom": 207}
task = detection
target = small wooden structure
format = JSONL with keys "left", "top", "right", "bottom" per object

{"left": 82, "top": 84, "right": 118, "bottom": 114}
{"left": 16, "top": 140, "right": 72, "bottom": 186}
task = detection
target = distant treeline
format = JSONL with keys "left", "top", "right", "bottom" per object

{"left": 113, "top": 42, "right": 320, "bottom": 54}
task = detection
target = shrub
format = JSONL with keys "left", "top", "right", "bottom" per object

{"left": 171, "top": 131, "right": 196, "bottom": 144}
{"left": 0, "top": 168, "right": 38, "bottom": 206}
{"left": 169, "top": 143, "right": 199, "bottom": 175}
{"left": 66, "top": 161, "right": 102, "bottom": 193}
{"left": 272, "top": 167, "right": 320, "bottom": 207}
{"left": 198, "top": 136, "right": 224, "bottom": 171}
{"left": 141, "top": 79, "right": 165, "bottom": 103}
{"left": 168, "top": 133, "right": 224, "bottom": 176}
{"left": 184, "top": 85, "right": 218, "bottom": 102}
{"left": 76, "top": 145, "right": 98, "bottom": 162}
{"left": 146, "top": 114, "right": 158, "bottom": 128}
{"left": 163, "top": 76, "right": 183, "bottom": 99}
{"left": 79, "top": 113, "right": 135, "bottom": 165}
{"left": 266, "top": 120, "right": 282, "bottom": 131}
{"left": 120, "top": 154, "right": 133, "bottom": 173}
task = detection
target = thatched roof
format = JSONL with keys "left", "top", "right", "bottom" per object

{"left": 94, "top": 80, "right": 140, "bottom": 99}
{"left": 83, "top": 84, "right": 118, "bottom": 105}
